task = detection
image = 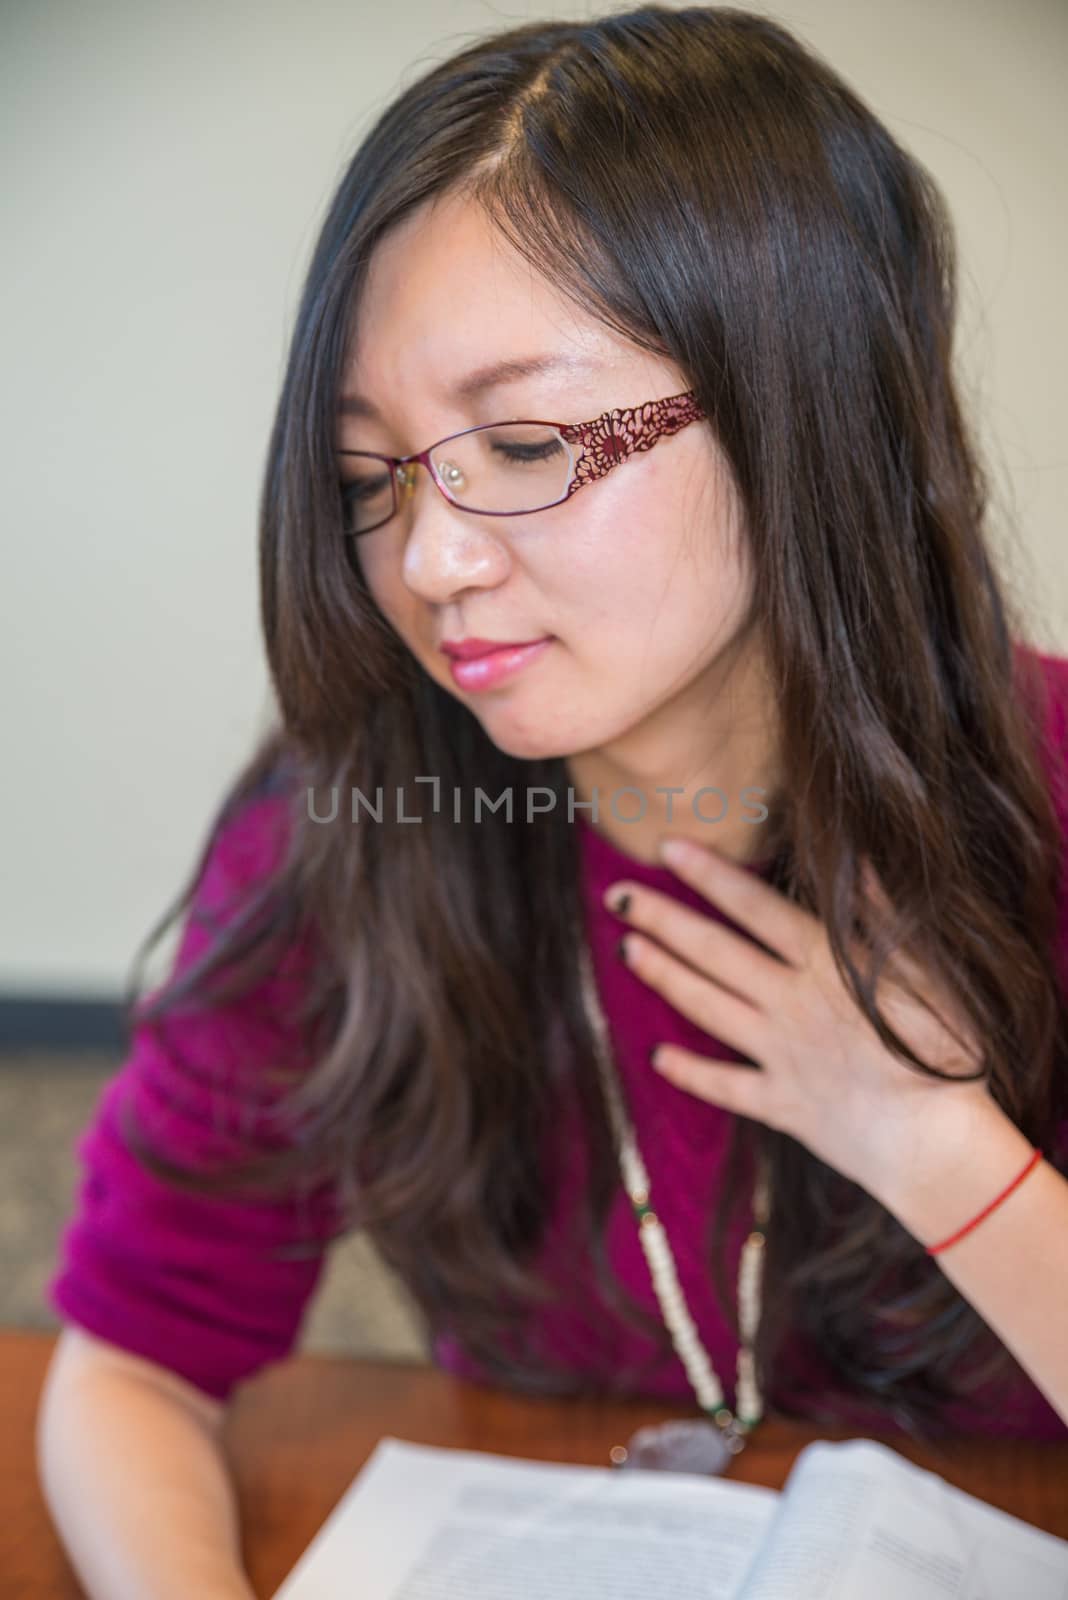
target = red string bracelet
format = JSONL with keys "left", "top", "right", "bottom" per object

{"left": 925, "top": 1147, "right": 1043, "bottom": 1256}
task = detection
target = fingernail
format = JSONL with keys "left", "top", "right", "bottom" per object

{"left": 616, "top": 936, "right": 630, "bottom": 963}
{"left": 608, "top": 889, "right": 631, "bottom": 916}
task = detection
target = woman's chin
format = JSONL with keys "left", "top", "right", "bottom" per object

{"left": 479, "top": 722, "right": 579, "bottom": 763}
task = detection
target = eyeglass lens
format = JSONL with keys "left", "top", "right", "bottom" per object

{"left": 341, "top": 423, "right": 574, "bottom": 535}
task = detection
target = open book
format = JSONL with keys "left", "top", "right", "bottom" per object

{"left": 271, "top": 1433, "right": 1068, "bottom": 1599}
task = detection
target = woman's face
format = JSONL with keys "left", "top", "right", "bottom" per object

{"left": 338, "top": 188, "right": 756, "bottom": 766}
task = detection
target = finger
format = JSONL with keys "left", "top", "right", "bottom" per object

{"left": 623, "top": 933, "right": 770, "bottom": 1061}
{"left": 607, "top": 883, "right": 790, "bottom": 1008}
{"left": 651, "top": 1045, "right": 769, "bottom": 1121}
{"left": 659, "top": 837, "right": 819, "bottom": 969}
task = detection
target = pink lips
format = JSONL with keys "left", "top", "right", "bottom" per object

{"left": 444, "top": 637, "right": 554, "bottom": 691}
{"left": 440, "top": 636, "right": 543, "bottom": 660}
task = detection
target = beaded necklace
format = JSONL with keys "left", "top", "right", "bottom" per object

{"left": 577, "top": 933, "right": 772, "bottom": 1475}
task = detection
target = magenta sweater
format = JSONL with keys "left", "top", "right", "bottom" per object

{"left": 47, "top": 652, "right": 1068, "bottom": 1439}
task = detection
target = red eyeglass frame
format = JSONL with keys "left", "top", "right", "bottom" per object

{"left": 338, "top": 388, "right": 706, "bottom": 536}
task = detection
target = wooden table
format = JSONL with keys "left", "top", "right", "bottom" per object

{"left": 5, "top": 1329, "right": 1068, "bottom": 1597}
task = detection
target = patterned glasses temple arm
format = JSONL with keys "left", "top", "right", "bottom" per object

{"left": 558, "top": 390, "right": 706, "bottom": 497}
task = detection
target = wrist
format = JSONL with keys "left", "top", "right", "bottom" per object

{"left": 869, "top": 1089, "right": 1036, "bottom": 1249}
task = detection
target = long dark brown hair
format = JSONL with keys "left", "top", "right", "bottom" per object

{"left": 119, "top": 5, "right": 1068, "bottom": 1437}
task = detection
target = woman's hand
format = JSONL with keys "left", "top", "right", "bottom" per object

{"left": 605, "top": 835, "right": 999, "bottom": 1206}
{"left": 604, "top": 836, "right": 1068, "bottom": 1421}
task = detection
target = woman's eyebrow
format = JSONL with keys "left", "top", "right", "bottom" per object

{"left": 337, "top": 350, "right": 601, "bottom": 419}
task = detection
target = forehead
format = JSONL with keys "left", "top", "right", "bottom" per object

{"left": 358, "top": 191, "right": 586, "bottom": 343}
{"left": 343, "top": 191, "right": 626, "bottom": 418}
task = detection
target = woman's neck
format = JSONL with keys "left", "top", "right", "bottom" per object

{"left": 565, "top": 726, "right": 783, "bottom": 869}
{"left": 563, "top": 631, "right": 784, "bottom": 869}
{"left": 565, "top": 759, "right": 783, "bottom": 867}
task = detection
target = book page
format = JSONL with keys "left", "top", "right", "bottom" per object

{"left": 271, "top": 1436, "right": 781, "bottom": 1599}
{"left": 737, "top": 1437, "right": 1068, "bottom": 1599}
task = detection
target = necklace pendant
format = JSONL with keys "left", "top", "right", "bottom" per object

{"left": 614, "top": 1416, "right": 746, "bottom": 1477}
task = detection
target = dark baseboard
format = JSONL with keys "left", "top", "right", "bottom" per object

{"left": 0, "top": 995, "right": 127, "bottom": 1054}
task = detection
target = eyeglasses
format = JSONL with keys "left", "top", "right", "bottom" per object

{"left": 337, "top": 388, "right": 706, "bottom": 537}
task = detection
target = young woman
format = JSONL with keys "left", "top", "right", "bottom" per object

{"left": 38, "top": 7, "right": 1068, "bottom": 1595}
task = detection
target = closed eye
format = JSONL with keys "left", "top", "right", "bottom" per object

{"left": 491, "top": 438, "right": 564, "bottom": 464}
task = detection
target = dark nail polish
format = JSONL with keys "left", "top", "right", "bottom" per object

{"left": 616, "top": 937, "right": 629, "bottom": 963}
{"left": 612, "top": 891, "right": 632, "bottom": 916}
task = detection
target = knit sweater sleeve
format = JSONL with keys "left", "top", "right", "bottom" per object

{"left": 46, "top": 788, "right": 343, "bottom": 1402}
{"left": 1025, "top": 647, "right": 1068, "bottom": 1167}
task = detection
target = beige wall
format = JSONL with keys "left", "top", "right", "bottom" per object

{"left": 2, "top": 0, "right": 1065, "bottom": 993}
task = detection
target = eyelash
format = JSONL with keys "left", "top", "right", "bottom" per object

{"left": 493, "top": 438, "right": 560, "bottom": 463}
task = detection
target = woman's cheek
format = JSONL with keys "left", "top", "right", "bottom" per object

{"left": 356, "top": 552, "right": 400, "bottom": 624}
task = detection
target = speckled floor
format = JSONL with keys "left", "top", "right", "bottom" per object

{"left": 0, "top": 1051, "right": 430, "bottom": 1365}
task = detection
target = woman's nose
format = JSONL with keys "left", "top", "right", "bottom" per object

{"left": 398, "top": 470, "right": 512, "bottom": 602}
